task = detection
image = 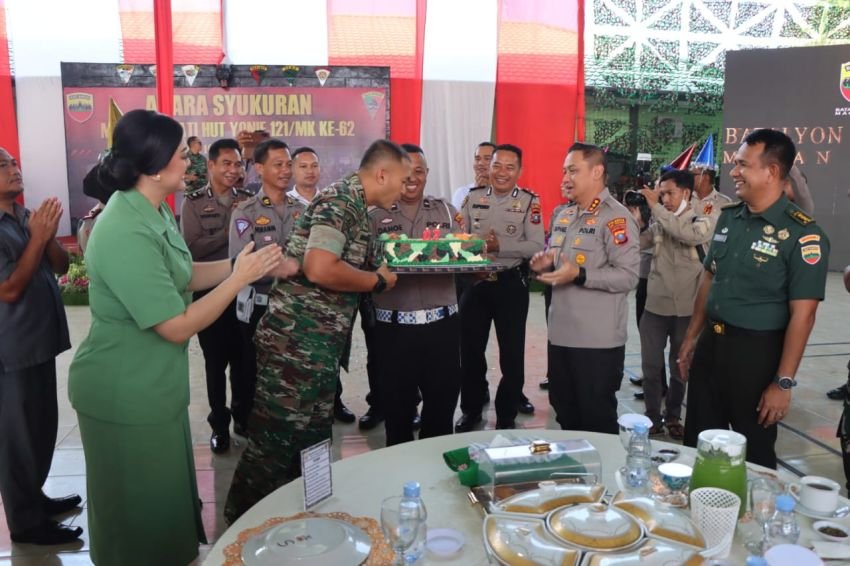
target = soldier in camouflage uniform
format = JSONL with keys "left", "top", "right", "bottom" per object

{"left": 223, "top": 140, "right": 409, "bottom": 523}
{"left": 184, "top": 137, "right": 208, "bottom": 194}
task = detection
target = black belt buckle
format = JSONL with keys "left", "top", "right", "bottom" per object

{"left": 711, "top": 321, "right": 725, "bottom": 335}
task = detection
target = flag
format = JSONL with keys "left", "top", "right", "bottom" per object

{"left": 106, "top": 98, "right": 123, "bottom": 149}
{"left": 691, "top": 134, "right": 717, "bottom": 171}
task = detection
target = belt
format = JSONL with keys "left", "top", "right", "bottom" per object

{"left": 254, "top": 293, "right": 269, "bottom": 306}
{"left": 375, "top": 304, "right": 459, "bottom": 325}
{"left": 708, "top": 320, "right": 784, "bottom": 337}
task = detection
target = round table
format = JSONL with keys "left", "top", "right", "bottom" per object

{"left": 205, "top": 429, "right": 828, "bottom": 565}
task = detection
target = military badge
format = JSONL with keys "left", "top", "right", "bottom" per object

{"left": 250, "top": 65, "right": 268, "bottom": 85}
{"left": 202, "top": 205, "right": 216, "bottom": 213}
{"left": 587, "top": 198, "right": 601, "bottom": 213}
{"left": 799, "top": 234, "right": 821, "bottom": 244}
{"left": 585, "top": 217, "right": 597, "bottom": 226}
{"left": 841, "top": 61, "right": 850, "bottom": 103}
{"left": 281, "top": 65, "right": 300, "bottom": 86}
{"left": 115, "top": 64, "right": 134, "bottom": 84}
{"left": 381, "top": 217, "right": 394, "bottom": 224}
{"left": 454, "top": 212, "right": 464, "bottom": 226}
{"left": 558, "top": 217, "right": 570, "bottom": 224}
{"left": 181, "top": 65, "right": 200, "bottom": 87}
{"left": 530, "top": 202, "right": 542, "bottom": 224}
{"left": 235, "top": 218, "right": 251, "bottom": 235}
{"left": 315, "top": 68, "right": 331, "bottom": 87}
{"left": 703, "top": 203, "right": 713, "bottom": 215}
{"left": 607, "top": 217, "right": 628, "bottom": 245}
{"left": 778, "top": 229, "right": 790, "bottom": 241}
{"left": 751, "top": 240, "right": 779, "bottom": 257}
{"left": 66, "top": 92, "right": 94, "bottom": 123}
{"left": 361, "top": 91, "right": 385, "bottom": 119}
{"left": 255, "top": 216, "right": 271, "bottom": 226}
{"left": 763, "top": 225, "right": 775, "bottom": 235}
{"left": 573, "top": 238, "right": 582, "bottom": 246}
{"left": 506, "top": 224, "right": 517, "bottom": 235}
{"left": 801, "top": 244, "right": 822, "bottom": 265}
{"left": 575, "top": 253, "right": 586, "bottom": 265}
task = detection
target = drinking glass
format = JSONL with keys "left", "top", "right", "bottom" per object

{"left": 380, "top": 495, "right": 419, "bottom": 566}
{"left": 748, "top": 477, "right": 782, "bottom": 554}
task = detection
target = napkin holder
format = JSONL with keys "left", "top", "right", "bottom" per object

{"left": 468, "top": 439, "right": 601, "bottom": 513}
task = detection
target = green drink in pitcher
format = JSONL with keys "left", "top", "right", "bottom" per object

{"left": 689, "top": 430, "right": 748, "bottom": 517}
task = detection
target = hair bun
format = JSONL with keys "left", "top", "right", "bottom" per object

{"left": 97, "top": 151, "right": 140, "bottom": 193}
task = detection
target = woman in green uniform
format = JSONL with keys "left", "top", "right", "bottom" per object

{"left": 68, "top": 110, "right": 285, "bottom": 565}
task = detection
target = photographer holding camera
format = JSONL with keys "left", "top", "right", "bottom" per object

{"left": 636, "top": 170, "right": 712, "bottom": 438}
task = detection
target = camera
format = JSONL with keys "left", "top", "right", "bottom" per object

{"left": 624, "top": 190, "right": 651, "bottom": 230}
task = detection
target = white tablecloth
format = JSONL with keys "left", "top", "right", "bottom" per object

{"left": 205, "top": 429, "right": 832, "bottom": 565}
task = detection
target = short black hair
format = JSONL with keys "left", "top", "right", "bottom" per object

{"left": 208, "top": 138, "right": 241, "bottom": 162}
{"left": 493, "top": 143, "right": 523, "bottom": 167}
{"left": 742, "top": 128, "right": 796, "bottom": 179}
{"left": 291, "top": 146, "right": 318, "bottom": 160}
{"left": 253, "top": 139, "right": 290, "bottom": 164}
{"left": 659, "top": 169, "right": 695, "bottom": 191}
{"left": 187, "top": 136, "right": 201, "bottom": 146}
{"left": 567, "top": 142, "right": 608, "bottom": 175}
{"left": 98, "top": 109, "right": 183, "bottom": 193}
{"left": 478, "top": 141, "right": 496, "bottom": 150}
{"left": 359, "top": 139, "right": 409, "bottom": 169}
{"left": 400, "top": 143, "right": 424, "bottom": 156}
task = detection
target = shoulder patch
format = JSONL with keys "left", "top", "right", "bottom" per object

{"left": 234, "top": 218, "right": 251, "bottom": 236}
{"left": 607, "top": 217, "right": 629, "bottom": 245}
{"left": 787, "top": 206, "right": 813, "bottom": 225}
{"left": 798, "top": 234, "right": 821, "bottom": 244}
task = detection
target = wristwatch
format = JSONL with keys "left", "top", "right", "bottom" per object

{"left": 373, "top": 272, "right": 387, "bottom": 294}
{"left": 773, "top": 375, "right": 797, "bottom": 390}
{"left": 573, "top": 267, "right": 587, "bottom": 287}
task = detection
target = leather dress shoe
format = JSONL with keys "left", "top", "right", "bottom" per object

{"left": 233, "top": 422, "right": 248, "bottom": 438}
{"left": 539, "top": 379, "right": 549, "bottom": 390}
{"left": 455, "top": 413, "right": 482, "bottom": 433}
{"left": 11, "top": 520, "right": 83, "bottom": 545}
{"left": 634, "top": 391, "right": 645, "bottom": 400}
{"left": 827, "top": 384, "right": 848, "bottom": 401}
{"left": 412, "top": 410, "right": 421, "bottom": 431}
{"left": 358, "top": 407, "right": 384, "bottom": 431}
{"left": 495, "top": 420, "right": 516, "bottom": 430}
{"left": 333, "top": 401, "right": 356, "bottom": 423}
{"left": 629, "top": 377, "right": 643, "bottom": 387}
{"left": 210, "top": 430, "right": 230, "bottom": 454}
{"left": 517, "top": 400, "right": 535, "bottom": 415}
{"left": 43, "top": 494, "right": 82, "bottom": 516}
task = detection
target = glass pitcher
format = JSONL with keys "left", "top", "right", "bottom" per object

{"left": 689, "top": 429, "right": 748, "bottom": 517}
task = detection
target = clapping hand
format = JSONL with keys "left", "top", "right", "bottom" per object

{"left": 28, "top": 197, "right": 63, "bottom": 244}
{"left": 535, "top": 253, "right": 579, "bottom": 286}
{"left": 530, "top": 249, "right": 557, "bottom": 273}
{"left": 484, "top": 229, "right": 500, "bottom": 253}
{"left": 232, "top": 242, "right": 284, "bottom": 286}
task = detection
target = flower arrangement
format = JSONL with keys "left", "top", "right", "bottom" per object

{"left": 58, "top": 254, "right": 89, "bottom": 306}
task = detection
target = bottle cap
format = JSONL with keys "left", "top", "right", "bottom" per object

{"left": 775, "top": 494, "right": 795, "bottom": 512}
{"left": 403, "top": 481, "right": 421, "bottom": 498}
{"left": 633, "top": 423, "right": 648, "bottom": 434}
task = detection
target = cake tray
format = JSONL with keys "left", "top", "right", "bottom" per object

{"left": 389, "top": 262, "right": 507, "bottom": 274}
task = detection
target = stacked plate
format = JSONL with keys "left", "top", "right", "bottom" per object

{"left": 240, "top": 517, "right": 372, "bottom": 566}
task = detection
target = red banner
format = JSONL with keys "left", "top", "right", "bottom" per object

{"left": 62, "top": 86, "right": 389, "bottom": 222}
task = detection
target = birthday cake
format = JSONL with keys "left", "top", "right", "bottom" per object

{"left": 378, "top": 232, "right": 490, "bottom": 266}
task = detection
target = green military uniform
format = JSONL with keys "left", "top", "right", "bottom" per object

{"left": 224, "top": 173, "right": 373, "bottom": 523}
{"left": 684, "top": 194, "right": 829, "bottom": 468}
{"left": 185, "top": 152, "right": 208, "bottom": 194}
{"left": 69, "top": 189, "right": 205, "bottom": 565}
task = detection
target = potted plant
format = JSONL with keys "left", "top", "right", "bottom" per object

{"left": 58, "top": 254, "right": 89, "bottom": 306}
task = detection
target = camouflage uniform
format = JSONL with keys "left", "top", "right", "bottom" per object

{"left": 185, "top": 152, "right": 208, "bottom": 194}
{"left": 224, "top": 173, "right": 373, "bottom": 523}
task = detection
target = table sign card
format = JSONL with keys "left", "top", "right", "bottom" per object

{"left": 301, "top": 438, "right": 333, "bottom": 510}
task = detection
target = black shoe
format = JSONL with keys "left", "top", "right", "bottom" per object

{"left": 495, "top": 420, "right": 516, "bottom": 430}
{"left": 334, "top": 402, "right": 356, "bottom": 423}
{"left": 233, "top": 422, "right": 248, "bottom": 438}
{"left": 42, "top": 494, "right": 82, "bottom": 516}
{"left": 827, "top": 384, "right": 848, "bottom": 401}
{"left": 358, "top": 407, "right": 385, "bottom": 431}
{"left": 629, "top": 377, "right": 643, "bottom": 387}
{"left": 633, "top": 391, "right": 645, "bottom": 400}
{"left": 11, "top": 521, "right": 83, "bottom": 545}
{"left": 539, "top": 379, "right": 549, "bottom": 390}
{"left": 517, "top": 400, "right": 535, "bottom": 415}
{"left": 455, "top": 413, "right": 482, "bottom": 433}
{"left": 210, "top": 430, "right": 230, "bottom": 454}
{"left": 412, "top": 410, "right": 421, "bottom": 431}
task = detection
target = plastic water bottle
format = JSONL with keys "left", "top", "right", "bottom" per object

{"left": 400, "top": 481, "right": 428, "bottom": 564}
{"left": 766, "top": 494, "right": 800, "bottom": 547}
{"left": 745, "top": 556, "right": 768, "bottom": 566}
{"left": 625, "top": 423, "right": 652, "bottom": 490}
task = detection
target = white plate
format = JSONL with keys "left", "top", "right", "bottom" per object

{"left": 426, "top": 528, "right": 465, "bottom": 557}
{"left": 789, "top": 491, "right": 850, "bottom": 520}
{"left": 241, "top": 517, "right": 371, "bottom": 566}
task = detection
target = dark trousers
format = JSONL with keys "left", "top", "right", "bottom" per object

{"left": 0, "top": 360, "right": 58, "bottom": 532}
{"left": 544, "top": 285, "right": 552, "bottom": 379}
{"left": 374, "top": 314, "right": 461, "bottom": 446}
{"left": 359, "top": 297, "right": 381, "bottom": 411}
{"left": 238, "top": 303, "right": 267, "bottom": 430}
{"left": 195, "top": 290, "right": 244, "bottom": 433}
{"left": 683, "top": 322, "right": 784, "bottom": 469}
{"left": 548, "top": 344, "right": 624, "bottom": 434}
{"left": 460, "top": 269, "right": 529, "bottom": 424}
{"left": 635, "top": 277, "right": 648, "bottom": 326}
{"left": 639, "top": 311, "right": 689, "bottom": 425}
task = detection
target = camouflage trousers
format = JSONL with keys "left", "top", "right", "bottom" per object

{"left": 223, "top": 307, "right": 341, "bottom": 525}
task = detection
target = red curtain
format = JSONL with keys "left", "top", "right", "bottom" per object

{"left": 0, "top": 0, "right": 21, "bottom": 203}
{"left": 327, "top": 0, "right": 426, "bottom": 145}
{"left": 494, "top": 0, "right": 583, "bottom": 228}
{"left": 119, "top": 0, "right": 223, "bottom": 64}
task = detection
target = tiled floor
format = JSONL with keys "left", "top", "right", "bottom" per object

{"left": 2, "top": 274, "right": 849, "bottom": 565}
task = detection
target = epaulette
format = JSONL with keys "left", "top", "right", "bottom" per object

{"left": 467, "top": 185, "right": 487, "bottom": 193}
{"left": 234, "top": 195, "right": 258, "bottom": 210}
{"left": 235, "top": 188, "right": 253, "bottom": 198}
{"left": 286, "top": 196, "right": 296, "bottom": 206}
{"left": 185, "top": 189, "right": 204, "bottom": 200}
{"left": 786, "top": 204, "right": 814, "bottom": 225}
{"left": 520, "top": 188, "right": 539, "bottom": 198}
{"left": 721, "top": 201, "right": 744, "bottom": 210}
